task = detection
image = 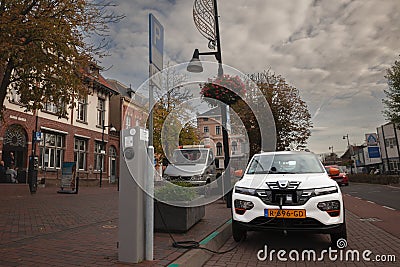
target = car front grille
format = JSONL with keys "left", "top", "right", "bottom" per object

{"left": 256, "top": 181, "right": 313, "bottom": 206}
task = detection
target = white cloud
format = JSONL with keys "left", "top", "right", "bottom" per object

{"left": 99, "top": 0, "right": 399, "bottom": 153}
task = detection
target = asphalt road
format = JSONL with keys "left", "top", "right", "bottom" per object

{"left": 340, "top": 183, "right": 400, "bottom": 210}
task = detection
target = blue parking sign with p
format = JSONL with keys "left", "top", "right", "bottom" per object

{"left": 149, "top": 14, "right": 164, "bottom": 70}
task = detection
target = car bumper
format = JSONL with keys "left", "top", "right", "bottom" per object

{"left": 232, "top": 192, "right": 345, "bottom": 233}
{"left": 233, "top": 218, "right": 344, "bottom": 234}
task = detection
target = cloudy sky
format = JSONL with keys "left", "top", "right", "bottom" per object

{"left": 99, "top": 0, "right": 400, "bottom": 155}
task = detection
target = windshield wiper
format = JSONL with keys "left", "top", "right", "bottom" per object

{"left": 253, "top": 159, "right": 265, "bottom": 171}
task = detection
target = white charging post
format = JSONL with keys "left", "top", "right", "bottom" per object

{"left": 118, "top": 126, "right": 150, "bottom": 263}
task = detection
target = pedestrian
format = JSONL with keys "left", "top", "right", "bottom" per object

{"left": 0, "top": 160, "right": 6, "bottom": 183}
{"left": 6, "top": 164, "right": 18, "bottom": 183}
{"left": 4, "top": 152, "right": 15, "bottom": 168}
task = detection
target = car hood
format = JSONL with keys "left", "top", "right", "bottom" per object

{"left": 164, "top": 164, "right": 205, "bottom": 176}
{"left": 236, "top": 173, "right": 337, "bottom": 189}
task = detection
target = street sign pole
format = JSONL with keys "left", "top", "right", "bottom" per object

{"left": 146, "top": 13, "right": 164, "bottom": 261}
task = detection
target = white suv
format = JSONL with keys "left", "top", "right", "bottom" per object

{"left": 231, "top": 151, "right": 346, "bottom": 246}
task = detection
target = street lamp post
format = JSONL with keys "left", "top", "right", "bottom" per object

{"left": 343, "top": 134, "right": 353, "bottom": 174}
{"left": 100, "top": 121, "right": 116, "bottom": 187}
{"left": 187, "top": 0, "right": 232, "bottom": 206}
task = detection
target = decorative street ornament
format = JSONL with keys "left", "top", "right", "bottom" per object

{"left": 193, "top": 0, "right": 216, "bottom": 49}
{"left": 200, "top": 74, "right": 247, "bottom": 106}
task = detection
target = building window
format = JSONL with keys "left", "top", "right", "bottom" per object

{"left": 39, "top": 133, "right": 64, "bottom": 169}
{"left": 109, "top": 146, "right": 117, "bottom": 157}
{"left": 125, "top": 115, "right": 132, "bottom": 129}
{"left": 386, "top": 138, "right": 397, "bottom": 148}
{"left": 74, "top": 138, "right": 87, "bottom": 171}
{"left": 94, "top": 141, "right": 105, "bottom": 172}
{"left": 388, "top": 159, "right": 400, "bottom": 171}
{"left": 216, "top": 142, "right": 223, "bottom": 156}
{"left": 43, "top": 98, "right": 66, "bottom": 114}
{"left": 97, "top": 98, "right": 105, "bottom": 127}
{"left": 216, "top": 125, "right": 221, "bottom": 135}
{"left": 77, "top": 97, "right": 87, "bottom": 122}
{"left": 203, "top": 118, "right": 208, "bottom": 121}
{"left": 232, "top": 141, "right": 237, "bottom": 152}
{"left": 204, "top": 126, "right": 209, "bottom": 133}
{"left": 9, "top": 88, "right": 21, "bottom": 104}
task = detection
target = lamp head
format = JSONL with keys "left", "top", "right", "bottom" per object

{"left": 187, "top": 49, "right": 203, "bottom": 73}
{"left": 110, "top": 126, "right": 117, "bottom": 132}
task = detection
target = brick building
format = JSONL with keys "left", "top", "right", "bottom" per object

{"left": 0, "top": 66, "right": 119, "bottom": 186}
{"left": 197, "top": 107, "right": 248, "bottom": 171}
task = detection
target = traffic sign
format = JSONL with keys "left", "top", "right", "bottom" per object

{"left": 149, "top": 14, "right": 164, "bottom": 71}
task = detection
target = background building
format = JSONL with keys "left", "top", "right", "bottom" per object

{"left": 0, "top": 66, "right": 119, "bottom": 185}
{"left": 197, "top": 107, "right": 248, "bottom": 172}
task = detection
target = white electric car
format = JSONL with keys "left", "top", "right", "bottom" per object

{"left": 231, "top": 151, "right": 347, "bottom": 246}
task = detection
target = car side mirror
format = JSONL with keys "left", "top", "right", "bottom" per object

{"left": 329, "top": 167, "right": 340, "bottom": 176}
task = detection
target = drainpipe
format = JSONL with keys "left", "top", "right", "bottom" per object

{"left": 393, "top": 123, "right": 400, "bottom": 174}
{"left": 381, "top": 125, "right": 388, "bottom": 173}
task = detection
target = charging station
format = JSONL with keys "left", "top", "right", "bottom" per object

{"left": 118, "top": 126, "right": 150, "bottom": 263}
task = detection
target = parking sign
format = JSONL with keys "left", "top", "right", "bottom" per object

{"left": 149, "top": 14, "right": 164, "bottom": 71}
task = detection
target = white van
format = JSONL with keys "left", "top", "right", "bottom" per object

{"left": 163, "top": 146, "right": 218, "bottom": 186}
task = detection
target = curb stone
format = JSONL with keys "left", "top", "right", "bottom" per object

{"left": 167, "top": 219, "right": 233, "bottom": 267}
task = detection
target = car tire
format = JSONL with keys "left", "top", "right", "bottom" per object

{"left": 330, "top": 222, "right": 347, "bottom": 247}
{"left": 232, "top": 220, "right": 247, "bottom": 242}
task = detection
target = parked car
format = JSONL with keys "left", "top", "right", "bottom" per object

{"left": 325, "top": 165, "right": 349, "bottom": 186}
{"left": 231, "top": 151, "right": 347, "bottom": 246}
{"left": 163, "top": 146, "right": 218, "bottom": 186}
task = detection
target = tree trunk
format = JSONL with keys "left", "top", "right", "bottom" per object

{"left": 0, "top": 59, "right": 13, "bottom": 116}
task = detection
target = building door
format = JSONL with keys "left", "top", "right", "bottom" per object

{"left": 2, "top": 124, "right": 28, "bottom": 170}
{"left": 108, "top": 146, "right": 117, "bottom": 183}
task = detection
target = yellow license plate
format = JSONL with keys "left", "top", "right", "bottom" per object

{"left": 265, "top": 209, "right": 306, "bottom": 218}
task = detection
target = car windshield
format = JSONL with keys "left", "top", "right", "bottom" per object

{"left": 172, "top": 149, "right": 208, "bottom": 165}
{"left": 246, "top": 153, "right": 325, "bottom": 174}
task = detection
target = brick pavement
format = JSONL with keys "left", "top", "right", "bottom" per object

{"left": 0, "top": 184, "right": 231, "bottom": 266}
{"left": 1, "top": 184, "right": 398, "bottom": 267}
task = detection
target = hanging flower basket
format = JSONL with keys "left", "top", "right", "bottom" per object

{"left": 200, "top": 74, "right": 246, "bottom": 106}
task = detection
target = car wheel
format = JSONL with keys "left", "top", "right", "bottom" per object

{"left": 232, "top": 220, "right": 247, "bottom": 242}
{"left": 330, "top": 223, "right": 347, "bottom": 248}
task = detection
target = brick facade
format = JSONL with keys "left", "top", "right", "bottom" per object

{"left": 0, "top": 107, "right": 120, "bottom": 185}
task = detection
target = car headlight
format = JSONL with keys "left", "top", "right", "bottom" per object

{"left": 235, "top": 186, "right": 257, "bottom": 196}
{"left": 314, "top": 186, "right": 338, "bottom": 196}
{"left": 234, "top": 199, "right": 254, "bottom": 215}
{"left": 317, "top": 200, "right": 341, "bottom": 217}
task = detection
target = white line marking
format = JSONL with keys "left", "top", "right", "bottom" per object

{"left": 385, "top": 185, "right": 400, "bottom": 190}
{"left": 382, "top": 206, "right": 396, "bottom": 211}
{"left": 355, "top": 197, "right": 362, "bottom": 200}
{"left": 367, "top": 200, "right": 375, "bottom": 204}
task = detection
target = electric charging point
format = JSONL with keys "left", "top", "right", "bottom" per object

{"left": 118, "top": 126, "right": 151, "bottom": 263}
